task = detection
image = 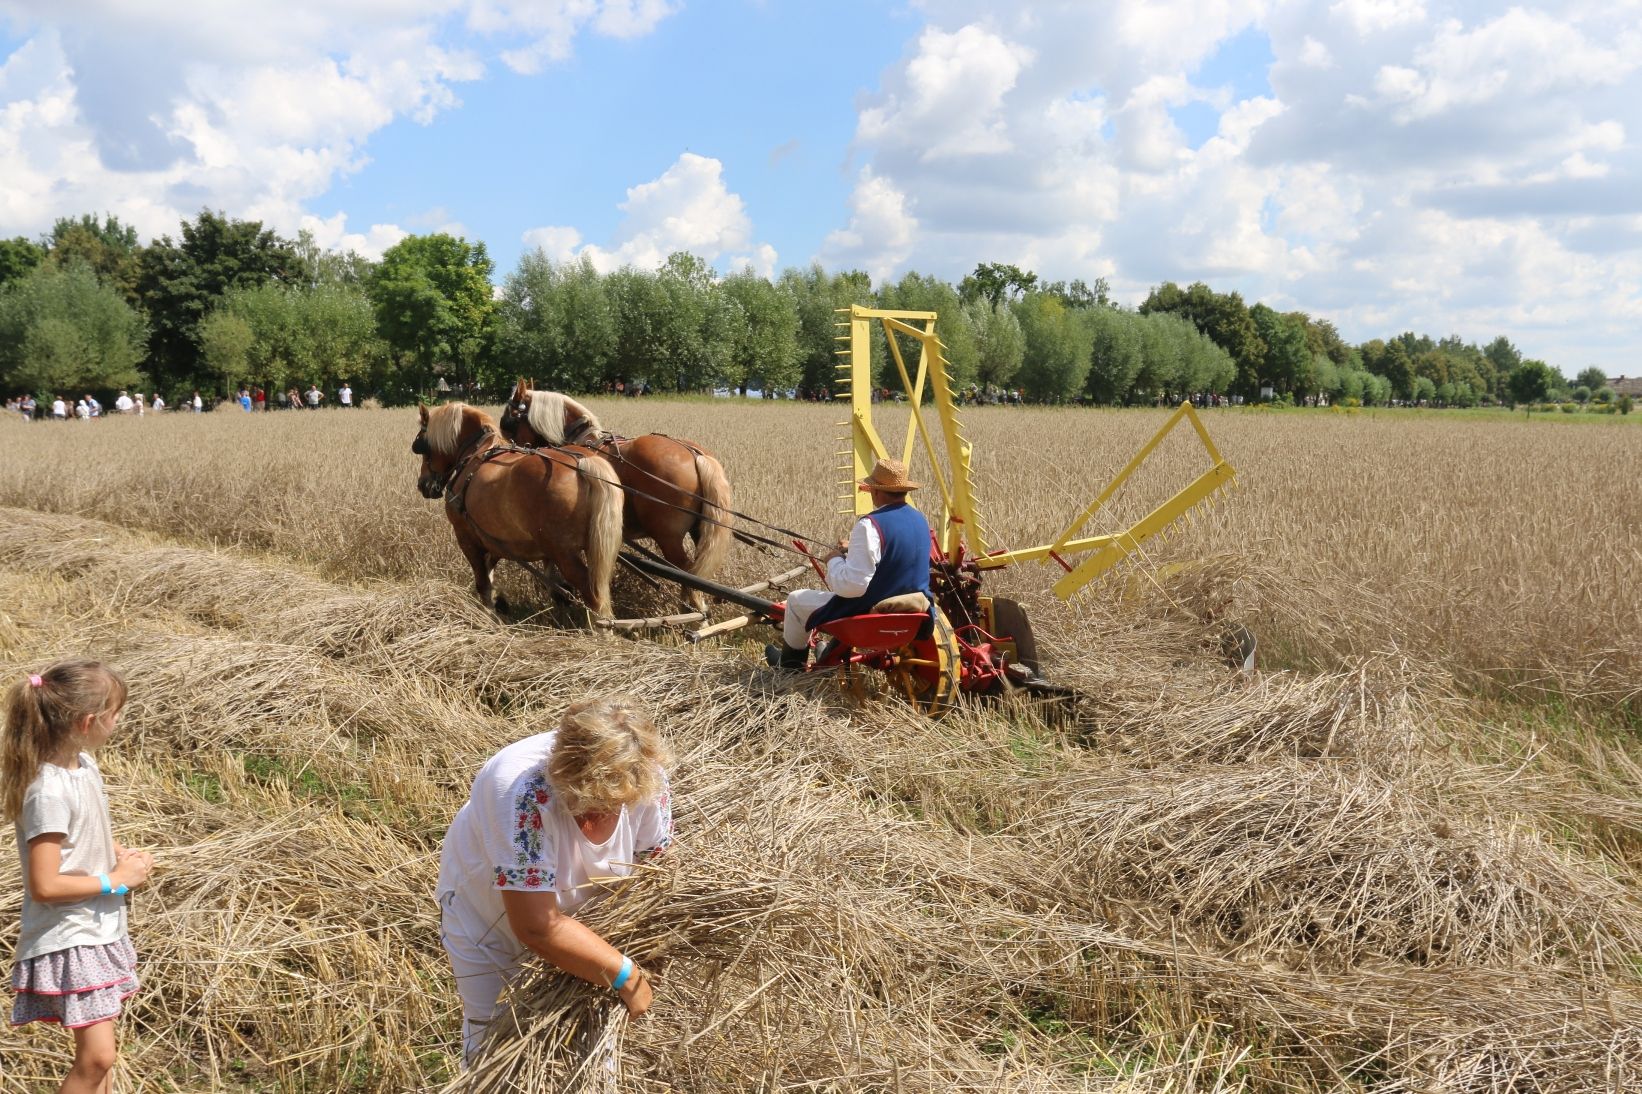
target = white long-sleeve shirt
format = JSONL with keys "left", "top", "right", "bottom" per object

{"left": 825, "top": 516, "right": 884, "bottom": 596}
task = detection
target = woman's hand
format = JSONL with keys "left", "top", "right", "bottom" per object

{"left": 501, "top": 890, "right": 657, "bottom": 1015}
{"left": 618, "top": 968, "right": 653, "bottom": 1017}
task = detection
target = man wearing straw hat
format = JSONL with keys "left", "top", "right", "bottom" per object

{"left": 766, "top": 457, "right": 933, "bottom": 670}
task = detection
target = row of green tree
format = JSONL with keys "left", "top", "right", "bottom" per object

{"left": 0, "top": 213, "right": 1618, "bottom": 409}
{"left": 1135, "top": 279, "right": 1629, "bottom": 409}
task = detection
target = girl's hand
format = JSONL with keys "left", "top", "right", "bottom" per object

{"left": 112, "top": 850, "right": 153, "bottom": 890}
{"left": 618, "top": 968, "right": 653, "bottom": 1017}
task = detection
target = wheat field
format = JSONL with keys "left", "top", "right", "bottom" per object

{"left": 1, "top": 402, "right": 1638, "bottom": 1093}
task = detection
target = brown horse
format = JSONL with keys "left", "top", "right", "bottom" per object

{"left": 413, "top": 402, "right": 625, "bottom": 619}
{"left": 499, "top": 382, "right": 733, "bottom": 611}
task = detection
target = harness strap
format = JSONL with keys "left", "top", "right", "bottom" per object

{"left": 508, "top": 402, "right": 831, "bottom": 557}
{"left": 586, "top": 435, "right": 819, "bottom": 553}
{"left": 443, "top": 436, "right": 585, "bottom": 544}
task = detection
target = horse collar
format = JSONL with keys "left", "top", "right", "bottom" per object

{"left": 439, "top": 429, "right": 500, "bottom": 503}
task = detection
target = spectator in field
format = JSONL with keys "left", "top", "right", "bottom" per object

{"left": 252, "top": 387, "right": 265, "bottom": 412}
{"left": 238, "top": 389, "right": 251, "bottom": 412}
{"left": 305, "top": 384, "right": 322, "bottom": 409}
{"left": 285, "top": 388, "right": 302, "bottom": 411}
{"left": 133, "top": 394, "right": 144, "bottom": 417}
{"left": 114, "top": 392, "right": 134, "bottom": 414}
{"left": 151, "top": 394, "right": 164, "bottom": 413}
{"left": 191, "top": 391, "right": 203, "bottom": 414}
{"left": 85, "top": 396, "right": 101, "bottom": 419}
{"left": 767, "top": 458, "right": 933, "bottom": 670}
{"left": 3, "top": 659, "right": 157, "bottom": 1094}
{"left": 19, "top": 395, "right": 36, "bottom": 421}
{"left": 75, "top": 399, "right": 90, "bottom": 421}
{"left": 437, "top": 695, "right": 670, "bottom": 1067}
{"left": 51, "top": 397, "right": 67, "bottom": 420}
{"left": 338, "top": 382, "right": 352, "bottom": 408}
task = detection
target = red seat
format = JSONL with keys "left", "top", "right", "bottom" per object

{"left": 815, "top": 612, "right": 929, "bottom": 652}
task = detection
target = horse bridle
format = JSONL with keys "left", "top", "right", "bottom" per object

{"left": 501, "top": 395, "right": 600, "bottom": 450}
{"left": 413, "top": 424, "right": 497, "bottom": 500}
{"left": 501, "top": 398, "right": 529, "bottom": 438}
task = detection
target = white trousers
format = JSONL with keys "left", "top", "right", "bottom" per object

{"left": 782, "top": 587, "right": 837, "bottom": 648}
{"left": 439, "top": 890, "right": 528, "bottom": 1067}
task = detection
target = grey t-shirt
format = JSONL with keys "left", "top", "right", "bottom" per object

{"left": 14, "top": 753, "right": 128, "bottom": 961}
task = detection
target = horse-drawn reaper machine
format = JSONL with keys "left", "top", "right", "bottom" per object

{"left": 419, "top": 306, "right": 1240, "bottom": 714}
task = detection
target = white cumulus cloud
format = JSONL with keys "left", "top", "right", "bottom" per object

{"left": 0, "top": 0, "right": 677, "bottom": 249}
{"left": 522, "top": 153, "right": 776, "bottom": 274}
{"left": 859, "top": 25, "right": 1033, "bottom": 161}
{"left": 475, "top": 0, "right": 678, "bottom": 74}
{"left": 817, "top": 169, "right": 918, "bottom": 284}
{"left": 1329, "top": 0, "right": 1427, "bottom": 36}
{"left": 829, "top": 1, "right": 1642, "bottom": 367}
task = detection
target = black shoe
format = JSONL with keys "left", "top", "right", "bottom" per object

{"left": 764, "top": 643, "right": 808, "bottom": 671}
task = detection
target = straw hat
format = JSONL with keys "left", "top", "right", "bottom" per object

{"left": 857, "top": 458, "right": 920, "bottom": 493}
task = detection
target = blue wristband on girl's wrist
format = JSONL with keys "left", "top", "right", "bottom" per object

{"left": 611, "top": 955, "right": 634, "bottom": 992}
{"left": 98, "top": 873, "right": 129, "bottom": 897}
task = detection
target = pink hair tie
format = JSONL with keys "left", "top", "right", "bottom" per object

{"left": 28, "top": 674, "right": 43, "bottom": 688}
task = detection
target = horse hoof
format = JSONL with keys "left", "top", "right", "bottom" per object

{"left": 494, "top": 596, "right": 511, "bottom": 615}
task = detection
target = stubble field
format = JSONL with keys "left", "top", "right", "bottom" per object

{"left": 0, "top": 401, "right": 1638, "bottom": 1093}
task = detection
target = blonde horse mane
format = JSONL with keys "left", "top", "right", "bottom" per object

{"left": 526, "top": 391, "right": 602, "bottom": 446}
{"left": 426, "top": 402, "right": 493, "bottom": 455}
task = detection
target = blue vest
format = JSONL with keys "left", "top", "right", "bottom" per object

{"left": 806, "top": 501, "right": 932, "bottom": 631}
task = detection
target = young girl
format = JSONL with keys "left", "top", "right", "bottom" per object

{"left": 4, "top": 660, "right": 153, "bottom": 1094}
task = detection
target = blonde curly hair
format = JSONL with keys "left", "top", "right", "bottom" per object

{"left": 547, "top": 696, "right": 672, "bottom": 816}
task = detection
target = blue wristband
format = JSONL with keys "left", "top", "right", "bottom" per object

{"left": 611, "top": 956, "right": 634, "bottom": 992}
{"left": 98, "top": 873, "right": 129, "bottom": 897}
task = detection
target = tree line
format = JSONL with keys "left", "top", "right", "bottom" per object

{"left": 0, "top": 213, "right": 1625, "bottom": 410}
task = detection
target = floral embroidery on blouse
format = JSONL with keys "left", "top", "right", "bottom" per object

{"left": 495, "top": 865, "right": 555, "bottom": 889}
{"left": 498, "top": 770, "right": 554, "bottom": 887}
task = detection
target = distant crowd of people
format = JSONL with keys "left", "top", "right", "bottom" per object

{"left": 5, "top": 392, "right": 172, "bottom": 420}
{"left": 959, "top": 385, "right": 1024, "bottom": 406}
{"left": 7, "top": 383, "right": 355, "bottom": 421}
{"left": 6, "top": 383, "right": 1272, "bottom": 420}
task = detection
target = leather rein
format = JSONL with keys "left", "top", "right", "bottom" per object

{"left": 420, "top": 424, "right": 590, "bottom": 540}
{"left": 497, "top": 397, "right": 820, "bottom": 556}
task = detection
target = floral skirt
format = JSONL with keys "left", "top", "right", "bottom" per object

{"left": 10, "top": 936, "right": 140, "bottom": 1029}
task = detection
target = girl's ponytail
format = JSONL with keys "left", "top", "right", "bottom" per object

{"left": 1, "top": 660, "right": 127, "bottom": 822}
{"left": 2, "top": 676, "right": 55, "bottom": 823}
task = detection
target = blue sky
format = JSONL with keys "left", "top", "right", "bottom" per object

{"left": 2, "top": 1, "right": 1640, "bottom": 370}
{"left": 331, "top": 1, "right": 913, "bottom": 279}
{"left": 1173, "top": 26, "right": 1275, "bottom": 148}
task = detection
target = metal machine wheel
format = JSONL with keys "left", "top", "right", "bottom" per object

{"left": 1222, "top": 622, "right": 1257, "bottom": 674}
{"left": 885, "top": 609, "right": 961, "bottom": 715}
{"left": 988, "top": 596, "right": 1039, "bottom": 674}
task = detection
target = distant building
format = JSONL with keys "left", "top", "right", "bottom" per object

{"left": 1608, "top": 376, "right": 1642, "bottom": 398}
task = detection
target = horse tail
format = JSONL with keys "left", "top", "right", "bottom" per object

{"left": 581, "top": 456, "right": 624, "bottom": 618}
{"left": 689, "top": 452, "right": 734, "bottom": 583}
